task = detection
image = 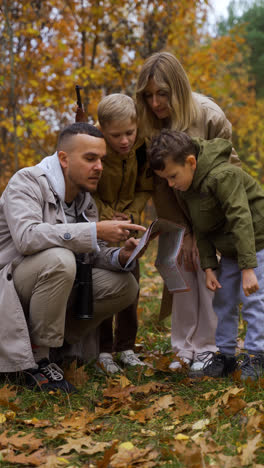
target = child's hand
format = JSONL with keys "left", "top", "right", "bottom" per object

{"left": 112, "top": 211, "right": 129, "bottom": 221}
{"left": 179, "top": 233, "right": 199, "bottom": 272}
{"left": 242, "top": 268, "right": 259, "bottom": 296}
{"left": 205, "top": 268, "right": 222, "bottom": 291}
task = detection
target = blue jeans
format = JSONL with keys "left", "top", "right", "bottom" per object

{"left": 214, "top": 249, "right": 264, "bottom": 355}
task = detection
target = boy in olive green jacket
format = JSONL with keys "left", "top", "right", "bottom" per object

{"left": 148, "top": 129, "right": 264, "bottom": 381}
{"left": 93, "top": 94, "right": 153, "bottom": 374}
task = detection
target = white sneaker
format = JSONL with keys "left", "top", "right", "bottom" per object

{"left": 169, "top": 357, "right": 191, "bottom": 370}
{"left": 189, "top": 351, "right": 212, "bottom": 377}
{"left": 98, "top": 353, "right": 122, "bottom": 374}
{"left": 119, "top": 350, "right": 145, "bottom": 367}
{"left": 190, "top": 361, "right": 204, "bottom": 372}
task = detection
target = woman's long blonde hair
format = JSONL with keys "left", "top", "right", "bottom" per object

{"left": 136, "top": 52, "right": 198, "bottom": 139}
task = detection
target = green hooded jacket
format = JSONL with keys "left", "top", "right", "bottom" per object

{"left": 179, "top": 138, "right": 264, "bottom": 271}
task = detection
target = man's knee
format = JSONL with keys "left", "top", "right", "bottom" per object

{"left": 43, "top": 248, "right": 76, "bottom": 283}
{"left": 93, "top": 269, "right": 138, "bottom": 304}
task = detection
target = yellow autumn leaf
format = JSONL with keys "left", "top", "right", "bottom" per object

{"left": 119, "top": 442, "right": 134, "bottom": 450}
{"left": 175, "top": 433, "right": 189, "bottom": 440}
{"left": 0, "top": 414, "right": 6, "bottom": 424}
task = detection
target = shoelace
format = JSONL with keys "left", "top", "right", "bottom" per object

{"left": 40, "top": 363, "right": 64, "bottom": 381}
{"left": 196, "top": 351, "right": 215, "bottom": 366}
{"left": 99, "top": 357, "right": 122, "bottom": 372}
{"left": 239, "top": 352, "right": 264, "bottom": 370}
{"left": 122, "top": 352, "right": 143, "bottom": 365}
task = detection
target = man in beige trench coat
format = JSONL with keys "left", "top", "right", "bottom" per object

{"left": 0, "top": 122, "right": 145, "bottom": 393}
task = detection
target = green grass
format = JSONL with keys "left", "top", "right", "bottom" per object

{"left": 0, "top": 240, "right": 264, "bottom": 467}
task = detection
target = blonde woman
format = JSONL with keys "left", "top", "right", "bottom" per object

{"left": 136, "top": 51, "right": 240, "bottom": 375}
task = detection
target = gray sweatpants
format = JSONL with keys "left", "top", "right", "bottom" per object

{"left": 13, "top": 248, "right": 138, "bottom": 360}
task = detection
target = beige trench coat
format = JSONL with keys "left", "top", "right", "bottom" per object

{"left": 154, "top": 93, "right": 241, "bottom": 321}
{"left": 0, "top": 164, "right": 121, "bottom": 372}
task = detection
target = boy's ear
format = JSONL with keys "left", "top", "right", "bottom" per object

{"left": 186, "top": 154, "right": 197, "bottom": 170}
{"left": 94, "top": 120, "right": 101, "bottom": 131}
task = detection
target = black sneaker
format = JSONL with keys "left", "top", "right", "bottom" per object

{"left": 239, "top": 352, "right": 264, "bottom": 381}
{"left": 23, "top": 359, "right": 77, "bottom": 393}
{"left": 201, "top": 352, "right": 237, "bottom": 378}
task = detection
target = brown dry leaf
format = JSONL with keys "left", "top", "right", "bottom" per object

{"left": 103, "top": 380, "right": 168, "bottom": 401}
{"left": 103, "top": 385, "right": 134, "bottom": 401}
{"left": 0, "top": 430, "right": 42, "bottom": 452}
{"left": 216, "top": 453, "right": 242, "bottom": 468}
{"left": 97, "top": 440, "right": 119, "bottom": 468}
{"left": 0, "top": 385, "right": 21, "bottom": 411}
{"left": 152, "top": 355, "right": 172, "bottom": 371}
{"left": 60, "top": 410, "right": 93, "bottom": 429}
{"left": 44, "top": 410, "right": 95, "bottom": 439}
{"left": 194, "top": 436, "right": 224, "bottom": 454}
{"left": 57, "top": 436, "right": 109, "bottom": 456}
{"left": 171, "top": 395, "right": 193, "bottom": 418}
{"left": 3, "top": 448, "right": 47, "bottom": 466}
{"left": 110, "top": 444, "right": 158, "bottom": 467}
{"left": 126, "top": 394, "right": 174, "bottom": 424}
{"left": 63, "top": 361, "right": 89, "bottom": 386}
{"left": 172, "top": 440, "right": 203, "bottom": 468}
{"left": 240, "top": 433, "right": 262, "bottom": 466}
{"left": 223, "top": 396, "right": 247, "bottom": 416}
{"left": 38, "top": 454, "right": 71, "bottom": 467}
{"left": 222, "top": 386, "right": 244, "bottom": 404}
{"left": 94, "top": 402, "right": 122, "bottom": 417}
{"left": 202, "top": 389, "right": 223, "bottom": 400}
{"left": 246, "top": 413, "right": 264, "bottom": 433}
{"left": 119, "top": 376, "right": 131, "bottom": 388}
{"left": 207, "top": 386, "right": 244, "bottom": 418}
{"left": 133, "top": 382, "right": 169, "bottom": 395}
{"left": 0, "top": 385, "right": 17, "bottom": 402}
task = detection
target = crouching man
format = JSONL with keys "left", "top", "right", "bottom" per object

{"left": 0, "top": 123, "right": 145, "bottom": 393}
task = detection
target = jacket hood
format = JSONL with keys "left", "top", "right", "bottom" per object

{"left": 191, "top": 138, "right": 233, "bottom": 190}
{"left": 37, "top": 152, "right": 92, "bottom": 214}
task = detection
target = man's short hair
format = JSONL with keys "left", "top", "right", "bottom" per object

{"left": 57, "top": 122, "right": 103, "bottom": 151}
{"left": 97, "top": 94, "right": 137, "bottom": 128}
{"left": 148, "top": 129, "right": 197, "bottom": 171}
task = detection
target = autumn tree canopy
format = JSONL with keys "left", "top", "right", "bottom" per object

{"left": 1, "top": 0, "right": 264, "bottom": 191}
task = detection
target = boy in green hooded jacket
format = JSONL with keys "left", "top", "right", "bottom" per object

{"left": 148, "top": 129, "right": 264, "bottom": 381}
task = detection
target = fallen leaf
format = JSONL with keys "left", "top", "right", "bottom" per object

{"left": 246, "top": 413, "right": 264, "bottom": 433}
{"left": 192, "top": 418, "right": 210, "bottom": 430}
{"left": 3, "top": 448, "right": 47, "bottom": 466}
{"left": 240, "top": 433, "right": 262, "bottom": 466}
{"left": 0, "top": 414, "right": 6, "bottom": 424}
{"left": 223, "top": 397, "right": 247, "bottom": 416}
{"left": 175, "top": 434, "right": 189, "bottom": 440}
{"left": 63, "top": 361, "right": 89, "bottom": 386}
{"left": 39, "top": 455, "right": 71, "bottom": 467}
{"left": 97, "top": 440, "right": 119, "bottom": 468}
{"left": 110, "top": 444, "right": 158, "bottom": 467}
{"left": 57, "top": 436, "right": 109, "bottom": 455}
{"left": 119, "top": 442, "right": 134, "bottom": 450}
{"left": 0, "top": 430, "right": 42, "bottom": 452}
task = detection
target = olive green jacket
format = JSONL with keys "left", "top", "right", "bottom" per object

{"left": 179, "top": 138, "right": 264, "bottom": 271}
{"left": 94, "top": 140, "right": 153, "bottom": 224}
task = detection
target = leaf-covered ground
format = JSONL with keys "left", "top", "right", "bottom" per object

{"left": 0, "top": 240, "right": 264, "bottom": 467}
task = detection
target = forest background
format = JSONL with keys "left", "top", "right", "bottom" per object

{"left": 1, "top": 0, "right": 264, "bottom": 197}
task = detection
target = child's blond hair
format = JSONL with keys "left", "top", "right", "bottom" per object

{"left": 97, "top": 93, "right": 137, "bottom": 128}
